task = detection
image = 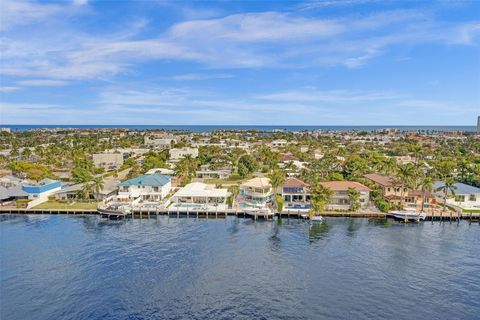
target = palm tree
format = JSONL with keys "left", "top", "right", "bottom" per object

{"left": 268, "top": 169, "right": 285, "bottom": 211}
{"left": 227, "top": 185, "right": 239, "bottom": 208}
{"left": 440, "top": 178, "right": 457, "bottom": 212}
{"left": 396, "top": 163, "right": 415, "bottom": 210}
{"left": 81, "top": 182, "right": 92, "bottom": 201}
{"left": 380, "top": 157, "right": 397, "bottom": 176}
{"left": 91, "top": 176, "right": 104, "bottom": 201}
{"left": 347, "top": 187, "right": 361, "bottom": 212}
{"left": 418, "top": 176, "right": 433, "bottom": 213}
{"left": 309, "top": 182, "right": 333, "bottom": 218}
{"left": 269, "top": 169, "right": 285, "bottom": 194}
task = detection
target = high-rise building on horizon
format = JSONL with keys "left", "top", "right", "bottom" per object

{"left": 478, "top": 115, "right": 480, "bottom": 133}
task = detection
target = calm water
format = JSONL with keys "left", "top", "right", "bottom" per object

{"left": 1, "top": 215, "right": 479, "bottom": 320}
{"left": 2, "top": 125, "right": 477, "bottom": 132}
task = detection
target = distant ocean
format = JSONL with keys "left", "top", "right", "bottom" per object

{"left": 1, "top": 124, "right": 477, "bottom": 132}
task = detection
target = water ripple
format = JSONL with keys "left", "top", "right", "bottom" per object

{"left": 1, "top": 215, "right": 479, "bottom": 320}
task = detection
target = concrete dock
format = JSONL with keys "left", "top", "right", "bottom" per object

{"left": 1, "top": 207, "right": 478, "bottom": 222}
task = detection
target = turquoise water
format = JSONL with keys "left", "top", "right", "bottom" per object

{"left": 1, "top": 215, "right": 479, "bottom": 320}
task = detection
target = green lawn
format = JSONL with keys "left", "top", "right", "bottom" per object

{"left": 204, "top": 177, "right": 246, "bottom": 186}
{"left": 33, "top": 201, "right": 99, "bottom": 210}
{"left": 462, "top": 209, "right": 480, "bottom": 214}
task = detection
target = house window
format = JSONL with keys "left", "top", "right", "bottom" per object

{"left": 469, "top": 194, "right": 476, "bottom": 202}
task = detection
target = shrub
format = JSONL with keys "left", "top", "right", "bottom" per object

{"left": 276, "top": 195, "right": 284, "bottom": 212}
{"left": 375, "top": 199, "right": 391, "bottom": 213}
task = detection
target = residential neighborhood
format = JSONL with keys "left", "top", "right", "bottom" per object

{"left": 0, "top": 127, "right": 478, "bottom": 217}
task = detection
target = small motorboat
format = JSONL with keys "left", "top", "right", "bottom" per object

{"left": 309, "top": 215, "right": 323, "bottom": 223}
{"left": 244, "top": 206, "right": 274, "bottom": 219}
{"left": 390, "top": 210, "right": 426, "bottom": 221}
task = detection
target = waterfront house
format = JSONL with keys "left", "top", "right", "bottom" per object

{"left": 364, "top": 173, "right": 436, "bottom": 209}
{"left": 22, "top": 179, "right": 62, "bottom": 200}
{"left": 320, "top": 181, "right": 371, "bottom": 211}
{"left": 239, "top": 177, "right": 273, "bottom": 206}
{"left": 19, "top": 178, "right": 62, "bottom": 208}
{"left": 117, "top": 173, "right": 171, "bottom": 202}
{"left": 170, "top": 182, "right": 230, "bottom": 211}
{"left": 169, "top": 147, "right": 199, "bottom": 162}
{"left": 281, "top": 178, "right": 311, "bottom": 210}
{"left": 433, "top": 182, "right": 480, "bottom": 210}
{"left": 54, "top": 174, "right": 121, "bottom": 201}
{"left": 0, "top": 185, "right": 29, "bottom": 205}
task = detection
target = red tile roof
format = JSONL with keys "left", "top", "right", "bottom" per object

{"left": 364, "top": 173, "right": 394, "bottom": 187}
{"left": 281, "top": 154, "right": 298, "bottom": 162}
{"left": 283, "top": 177, "right": 309, "bottom": 188}
{"left": 320, "top": 181, "right": 371, "bottom": 192}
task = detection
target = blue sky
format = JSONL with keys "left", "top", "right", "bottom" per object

{"left": 0, "top": 0, "right": 479, "bottom": 125}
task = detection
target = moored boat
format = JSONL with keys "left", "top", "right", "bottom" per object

{"left": 390, "top": 210, "right": 426, "bottom": 221}
{"left": 244, "top": 206, "right": 274, "bottom": 219}
{"left": 309, "top": 215, "right": 323, "bottom": 223}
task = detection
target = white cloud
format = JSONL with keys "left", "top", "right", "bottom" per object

{"left": 0, "top": 0, "right": 61, "bottom": 31}
{"left": 0, "top": 86, "right": 20, "bottom": 93}
{"left": 17, "top": 79, "right": 69, "bottom": 87}
{"left": 171, "top": 73, "right": 233, "bottom": 81}
{"left": 73, "top": 0, "right": 89, "bottom": 6}
{"left": 257, "top": 89, "right": 403, "bottom": 103}
{"left": 0, "top": 3, "right": 478, "bottom": 80}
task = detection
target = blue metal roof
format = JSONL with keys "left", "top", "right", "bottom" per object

{"left": 433, "top": 182, "right": 480, "bottom": 195}
{"left": 119, "top": 173, "right": 171, "bottom": 187}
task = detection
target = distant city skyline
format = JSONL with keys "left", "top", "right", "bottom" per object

{"left": 0, "top": 0, "right": 479, "bottom": 125}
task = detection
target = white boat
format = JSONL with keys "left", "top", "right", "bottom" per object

{"left": 390, "top": 210, "right": 426, "bottom": 221}
{"left": 244, "top": 207, "right": 274, "bottom": 219}
{"left": 309, "top": 215, "right": 323, "bottom": 223}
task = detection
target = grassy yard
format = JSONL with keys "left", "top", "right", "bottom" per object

{"left": 33, "top": 201, "right": 99, "bottom": 210}
{"left": 204, "top": 177, "right": 246, "bottom": 186}
{"left": 462, "top": 209, "right": 480, "bottom": 214}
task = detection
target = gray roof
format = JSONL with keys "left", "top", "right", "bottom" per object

{"left": 6, "top": 185, "right": 29, "bottom": 198}
{"left": 0, "top": 186, "right": 9, "bottom": 200}
{"left": 433, "top": 182, "right": 480, "bottom": 195}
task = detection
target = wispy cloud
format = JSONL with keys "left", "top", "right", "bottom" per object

{"left": 257, "top": 89, "right": 403, "bottom": 102}
{"left": 171, "top": 73, "right": 233, "bottom": 81}
{"left": 1, "top": 2, "right": 478, "bottom": 82}
{"left": 0, "top": 86, "right": 20, "bottom": 93}
{"left": 0, "top": 0, "right": 61, "bottom": 31}
{"left": 17, "top": 79, "right": 69, "bottom": 87}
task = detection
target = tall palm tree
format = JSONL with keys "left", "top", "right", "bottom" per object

{"left": 418, "top": 176, "right": 433, "bottom": 212}
{"left": 440, "top": 178, "right": 457, "bottom": 212}
{"left": 347, "top": 187, "right": 361, "bottom": 212}
{"left": 269, "top": 169, "right": 285, "bottom": 195}
{"left": 268, "top": 169, "right": 285, "bottom": 211}
{"left": 228, "top": 185, "right": 239, "bottom": 208}
{"left": 396, "top": 163, "right": 415, "bottom": 210}
{"left": 81, "top": 182, "right": 92, "bottom": 201}
{"left": 92, "top": 176, "right": 104, "bottom": 201}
